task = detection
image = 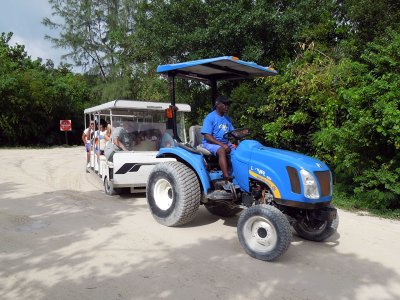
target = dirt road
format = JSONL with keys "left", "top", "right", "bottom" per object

{"left": 0, "top": 147, "right": 399, "bottom": 300}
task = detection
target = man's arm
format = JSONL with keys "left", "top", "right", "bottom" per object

{"left": 114, "top": 137, "right": 128, "bottom": 151}
{"left": 82, "top": 127, "right": 92, "bottom": 144}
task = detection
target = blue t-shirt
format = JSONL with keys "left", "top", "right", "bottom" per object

{"left": 201, "top": 110, "right": 234, "bottom": 144}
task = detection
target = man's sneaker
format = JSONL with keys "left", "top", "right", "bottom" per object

{"left": 223, "top": 176, "right": 234, "bottom": 182}
{"left": 222, "top": 181, "right": 235, "bottom": 191}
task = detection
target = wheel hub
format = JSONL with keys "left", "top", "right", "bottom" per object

{"left": 244, "top": 216, "right": 278, "bottom": 252}
{"left": 257, "top": 227, "right": 268, "bottom": 238}
{"left": 154, "top": 178, "right": 173, "bottom": 210}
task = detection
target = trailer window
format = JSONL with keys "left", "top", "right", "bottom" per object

{"left": 110, "top": 110, "right": 188, "bottom": 151}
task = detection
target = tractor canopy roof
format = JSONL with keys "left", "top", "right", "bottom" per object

{"left": 157, "top": 56, "right": 277, "bottom": 83}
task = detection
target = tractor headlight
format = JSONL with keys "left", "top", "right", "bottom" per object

{"left": 300, "top": 169, "right": 320, "bottom": 199}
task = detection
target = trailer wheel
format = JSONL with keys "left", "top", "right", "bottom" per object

{"left": 237, "top": 205, "right": 292, "bottom": 261}
{"left": 147, "top": 162, "right": 200, "bottom": 226}
{"left": 104, "top": 176, "right": 121, "bottom": 196}
{"left": 293, "top": 208, "right": 339, "bottom": 242}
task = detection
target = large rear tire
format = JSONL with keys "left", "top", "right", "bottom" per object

{"left": 147, "top": 162, "right": 201, "bottom": 226}
{"left": 237, "top": 205, "right": 292, "bottom": 261}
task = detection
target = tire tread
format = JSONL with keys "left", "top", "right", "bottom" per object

{"left": 147, "top": 162, "right": 200, "bottom": 226}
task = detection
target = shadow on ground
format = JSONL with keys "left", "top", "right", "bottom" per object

{"left": 0, "top": 185, "right": 398, "bottom": 300}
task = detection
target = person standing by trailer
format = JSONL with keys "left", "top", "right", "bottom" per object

{"left": 95, "top": 119, "right": 108, "bottom": 156}
{"left": 82, "top": 120, "right": 95, "bottom": 172}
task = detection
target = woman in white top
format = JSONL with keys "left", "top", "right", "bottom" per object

{"left": 95, "top": 119, "right": 107, "bottom": 156}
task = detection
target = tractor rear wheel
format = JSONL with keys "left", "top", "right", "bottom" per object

{"left": 147, "top": 162, "right": 201, "bottom": 226}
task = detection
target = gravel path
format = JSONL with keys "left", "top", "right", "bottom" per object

{"left": 0, "top": 147, "right": 399, "bottom": 300}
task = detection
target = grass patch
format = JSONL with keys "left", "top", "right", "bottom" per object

{"left": 332, "top": 186, "right": 400, "bottom": 220}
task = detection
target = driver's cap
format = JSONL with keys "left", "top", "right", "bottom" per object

{"left": 215, "top": 96, "right": 232, "bottom": 105}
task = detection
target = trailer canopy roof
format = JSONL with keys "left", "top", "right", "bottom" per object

{"left": 157, "top": 56, "right": 277, "bottom": 83}
{"left": 84, "top": 100, "right": 191, "bottom": 114}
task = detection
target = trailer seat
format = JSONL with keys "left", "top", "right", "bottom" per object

{"left": 189, "top": 125, "right": 212, "bottom": 156}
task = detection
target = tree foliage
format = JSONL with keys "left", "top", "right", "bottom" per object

{"left": 0, "top": 32, "right": 90, "bottom": 146}
{"left": 133, "top": 0, "right": 340, "bottom": 65}
{"left": 43, "top": 0, "right": 137, "bottom": 79}
{"left": 3, "top": 0, "right": 400, "bottom": 209}
{"left": 229, "top": 29, "right": 400, "bottom": 208}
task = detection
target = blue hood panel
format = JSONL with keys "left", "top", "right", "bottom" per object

{"left": 232, "top": 140, "right": 332, "bottom": 204}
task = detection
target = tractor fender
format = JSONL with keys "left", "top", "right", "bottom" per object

{"left": 156, "top": 147, "right": 211, "bottom": 193}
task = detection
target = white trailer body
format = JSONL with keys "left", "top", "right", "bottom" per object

{"left": 84, "top": 100, "right": 191, "bottom": 195}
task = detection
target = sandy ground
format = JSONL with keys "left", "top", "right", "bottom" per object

{"left": 0, "top": 147, "right": 399, "bottom": 300}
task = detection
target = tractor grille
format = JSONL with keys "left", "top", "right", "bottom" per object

{"left": 314, "top": 171, "right": 331, "bottom": 197}
{"left": 286, "top": 166, "right": 301, "bottom": 194}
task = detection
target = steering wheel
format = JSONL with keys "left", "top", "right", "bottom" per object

{"left": 223, "top": 128, "right": 251, "bottom": 142}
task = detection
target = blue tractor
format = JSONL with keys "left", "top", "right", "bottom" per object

{"left": 146, "top": 56, "right": 338, "bottom": 261}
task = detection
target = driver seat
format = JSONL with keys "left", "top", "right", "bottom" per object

{"left": 189, "top": 125, "right": 212, "bottom": 156}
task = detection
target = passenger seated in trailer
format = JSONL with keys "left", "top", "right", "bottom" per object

{"left": 152, "top": 129, "right": 162, "bottom": 149}
{"left": 132, "top": 132, "right": 141, "bottom": 148}
{"left": 133, "top": 130, "right": 158, "bottom": 151}
{"left": 112, "top": 121, "right": 130, "bottom": 151}
{"left": 159, "top": 119, "right": 175, "bottom": 149}
{"left": 160, "top": 129, "right": 175, "bottom": 148}
{"left": 145, "top": 129, "right": 157, "bottom": 142}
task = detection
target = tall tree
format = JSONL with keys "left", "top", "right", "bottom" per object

{"left": 337, "top": 0, "right": 400, "bottom": 57}
{"left": 132, "top": 0, "right": 340, "bottom": 66}
{"left": 43, "top": 0, "right": 137, "bottom": 79}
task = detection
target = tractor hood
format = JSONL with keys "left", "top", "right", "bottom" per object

{"left": 232, "top": 140, "right": 332, "bottom": 205}
{"left": 236, "top": 140, "right": 329, "bottom": 171}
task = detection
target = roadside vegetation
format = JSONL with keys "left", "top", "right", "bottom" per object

{"left": 1, "top": 0, "right": 398, "bottom": 216}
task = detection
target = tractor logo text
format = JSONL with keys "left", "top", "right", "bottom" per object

{"left": 250, "top": 166, "right": 266, "bottom": 177}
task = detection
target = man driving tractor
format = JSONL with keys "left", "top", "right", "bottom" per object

{"left": 201, "top": 95, "right": 235, "bottom": 182}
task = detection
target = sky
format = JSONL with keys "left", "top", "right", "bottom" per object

{"left": 0, "top": 0, "right": 72, "bottom": 68}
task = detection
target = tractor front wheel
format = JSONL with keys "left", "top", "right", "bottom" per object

{"left": 293, "top": 208, "right": 339, "bottom": 242}
{"left": 237, "top": 205, "right": 292, "bottom": 261}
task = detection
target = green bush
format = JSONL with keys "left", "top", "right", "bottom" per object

{"left": 0, "top": 32, "right": 91, "bottom": 146}
{"left": 231, "top": 29, "right": 400, "bottom": 211}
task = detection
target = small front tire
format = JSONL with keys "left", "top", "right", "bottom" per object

{"left": 237, "top": 205, "right": 292, "bottom": 261}
{"left": 293, "top": 212, "right": 339, "bottom": 242}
